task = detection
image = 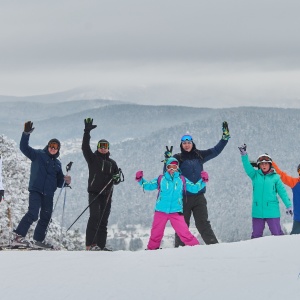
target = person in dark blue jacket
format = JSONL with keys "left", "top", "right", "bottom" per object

{"left": 172, "top": 122, "right": 230, "bottom": 246}
{"left": 12, "top": 121, "right": 71, "bottom": 249}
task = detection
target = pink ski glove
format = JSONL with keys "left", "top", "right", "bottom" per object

{"left": 135, "top": 171, "right": 143, "bottom": 182}
{"left": 201, "top": 171, "right": 209, "bottom": 183}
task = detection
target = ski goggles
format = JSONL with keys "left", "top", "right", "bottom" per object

{"left": 257, "top": 156, "right": 272, "bottom": 163}
{"left": 181, "top": 135, "right": 193, "bottom": 142}
{"left": 166, "top": 164, "right": 179, "bottom": 170}
{"left": 48, "top": 142, "right": 59, "bottom": 150}
{"left": 97, "top": 142, "right": 109, "bottom": 149}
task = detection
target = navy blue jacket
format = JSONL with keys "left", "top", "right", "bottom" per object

{"left": 20, "top": 133, "right": 64, "bottom": 197}
{"left": 173, "top": 139, "right": 228, "bottom": 195}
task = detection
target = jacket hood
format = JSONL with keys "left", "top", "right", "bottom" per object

{"left": 165, "top": 157, "right": 181, "bottom": 174}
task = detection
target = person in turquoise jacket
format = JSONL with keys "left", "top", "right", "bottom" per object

{"left": 238, "top": 144, "right": 292, "bottom": 238}
{"left": 135, "top": 157, "right": 208, "bottom": 250}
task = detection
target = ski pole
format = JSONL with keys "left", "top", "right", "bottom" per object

{"left": 45, "top": 161, "right": 73, "bottom": 238}
{"left": 66, "top": 178, "right": 113, "bottom": 232}
{"left": 59, "top": 162, "right": 73, "bottom": 244}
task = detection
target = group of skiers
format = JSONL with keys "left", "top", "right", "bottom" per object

{"left": 0, "top": 118, "right": 299, "bottom": 251}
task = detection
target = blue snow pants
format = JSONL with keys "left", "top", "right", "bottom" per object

{"left": 15, "top": 191, "right": 53, "bottom": 241}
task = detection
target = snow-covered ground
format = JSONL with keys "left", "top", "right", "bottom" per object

{"left": 1, "top": 235, "right": 300, "bottom": 300}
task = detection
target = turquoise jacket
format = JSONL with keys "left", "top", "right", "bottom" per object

{"left": 241, "top": 154, "right": 291, "bottom": 218}
{"left": 138, "top": 169, "right": 206, "bottom": 214}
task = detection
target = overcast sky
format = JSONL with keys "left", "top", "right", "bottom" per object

{"left": 1, "top": 0, "right": 300, "bottom": 107}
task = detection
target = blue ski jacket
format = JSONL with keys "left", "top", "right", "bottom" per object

{"left": 138, "top": 158, "right": 206, "bottom": 213}
{"left": 173, "top": 138, "right": 227, "bottom": 195}
{"left": 20, "top": 133, "right": 65, "bottom": 197}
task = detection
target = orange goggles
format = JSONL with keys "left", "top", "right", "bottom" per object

{"left": 97, "top": 142, "right": 109, "bottom": 149}
{"left": 48, "top": 142, "right": 59, "bottom": 150}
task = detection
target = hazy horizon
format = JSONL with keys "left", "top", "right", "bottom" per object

{"left": 1, "top": 1, "right": 300, "bottom": 108}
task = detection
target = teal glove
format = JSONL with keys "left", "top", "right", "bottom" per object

{"left": 222, "top": 121, "right": 230, "bottom": 140}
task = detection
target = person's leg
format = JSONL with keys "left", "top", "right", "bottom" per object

{"left": 33, "top": 195, "right": 53, "bottom": 241}
{"left": 15, "top": 191, "right": 41, "bottom": 237}
{"left": 147, "top": 211, "right": 168, "bottom": 250}
{"left": 96, "top": 195, "right": 112, "bottom": 249}
{"left": 251, "top": 218, "right": 265, "bottom": 238}
{"left": 266, "top": 218, "right": 284, "bottom": 236}
{"left": 170, "top": 213, "right": 199, "bottom": 246}
{"left": 192, "top": 194, "right": 218, "bottom": 244}
{"left": 290, "top": 220, "right": 300, "bottom": 234}
{"left": 86, "top": 193, "right": 101, "bottom": 248}
{"left": 174, "top": 197, "right": 192, "bottom": 247}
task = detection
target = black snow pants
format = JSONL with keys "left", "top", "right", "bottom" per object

{"left": 175, "top": 193, "right": 218, "bottom": 246}
{"left": 86, "top": 192, "right": 112, "bottom": 248}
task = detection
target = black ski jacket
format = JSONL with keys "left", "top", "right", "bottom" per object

{"left": 82, "top": 132, "right": 120, "bottom": 195}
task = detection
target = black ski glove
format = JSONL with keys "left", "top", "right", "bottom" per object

{"left": 161, "top": 146, "right": 173, "bottom": 163}
{"left": 222, "top": 121, "right": 230, "bottom": 140}
{"left": 24, "top": 121, "right": 35, "bottom": 135}
{"left": 84, "top": 118, "right": 97, "bottom": 132}
{"left": 112, "top": 173, "right": 121, "bottom": 184}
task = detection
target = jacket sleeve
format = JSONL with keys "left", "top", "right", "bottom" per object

{"left": 138, "top": 177, "right": 158, "bottom": 191}
{"left": 275, "top": 177, "right": 292, "bottom": 208}
{"left": 241, "top": 154, "right": 256, "bottom": 179}
{"left": 81, "top": 131, "right": 94, "bottom": 164}
{"left": 19, "top": 132, "right": 37, "bottom": 161}
{"left": 272, "top": 161, "right": 298, "bottom": 188}
{"left": 201, "top": 139, "right": 228, "bottom": 163}
{"left": 185, "top": 177, "right": 206, "bottom": 194}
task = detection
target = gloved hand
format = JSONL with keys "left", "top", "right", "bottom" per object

{"left": 201, "top": 171, "right": 209, "bottom": 183}
{"left": 24, "top": 121, "right": 35, "bottom": 135}
{"left": 135, "top": 170, "right": 143, "bottom": 182}
{"left": 84, "top": 118, "right": 97, "bottom": 132}
{"left": 238, "top": 144, "right": 247, "bottom": 156}
{"left": 222, "top": 121, "right": 230, "bottom": 140}
{"left": 286, "top": 207, "right": 293, "bottom": 216}
{"left": 161, "top": 146, "right": 173, "bottom": 163}
{"left": 0, "top": 190, "right": 4, "bottom": 202}
{"left": 64, "top": 175, "right": 71, "bottom": 185}
{"left": 112, "top": 173, "right": 121, "bottom": 183}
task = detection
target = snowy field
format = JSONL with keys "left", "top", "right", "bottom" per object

{"left": 1, "top": 235, "right": 300, "bottom": 300}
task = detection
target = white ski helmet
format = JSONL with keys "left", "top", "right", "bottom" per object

{"left": 257, "top": 153, "right": 272, "bottom": 166}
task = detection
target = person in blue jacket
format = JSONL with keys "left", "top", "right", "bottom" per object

{"left": 168, "top": 122, "right": 230, "bottom": 247}
{"left": 136, "top": 157, "right": 209, "bottom": 250}
{"left": 12, "top": 121, "right": 71, "bottom": 249}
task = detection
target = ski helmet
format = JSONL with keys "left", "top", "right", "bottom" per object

{"left": 97, "top": 139, "right": 110, "bottom": 149}
{"left": 257, "top": 153, "right": 272, "bottom": 166}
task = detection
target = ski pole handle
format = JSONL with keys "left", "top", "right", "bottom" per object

{"left": 66, "top": 161, "right": 73, "bottom": 173}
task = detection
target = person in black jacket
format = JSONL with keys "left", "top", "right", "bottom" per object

{"left": 82, "top": 118, "right": 121, "bottom": 251}
{"left": 12, "top": 121, "right": 71, "bottom": 249}
{"left": 171, "top": 122, "right": 230, "bottom": 246}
